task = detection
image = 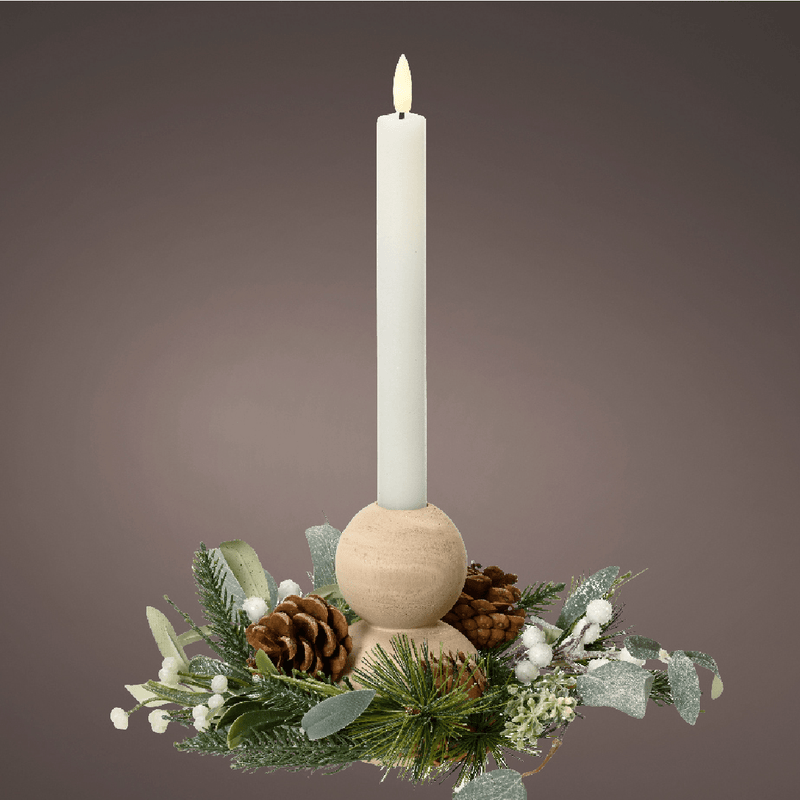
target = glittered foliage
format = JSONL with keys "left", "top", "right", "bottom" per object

{"left": 576, "top": 661, "right": 654, "bottom": 719}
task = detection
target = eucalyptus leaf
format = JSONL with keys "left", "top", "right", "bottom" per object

{"left": 684, "top": 650, "right": 724, "bottom": 699}
{"left": 218, "top": 540, "right": 272, "bottom": 606}
{"left": 556, "top": 566, "right": 619, "bottom": 631}
{"left": 668, "top": 650, "right": 701, "bottom": 724}
{"left": 227, "top": 708, "right": 286, "bottom": 748}
{"left": 145, "top": 606, "right": 189, "bottom": 669}
{"left": 625, "top": 635, "right": 661, "bottom": 661}
{"left": 176, "top": 625, "right": 213, "bottom": 648}
{"left": 305, "top": 522, "right": 341, "bottom": 590}
{"left": 125, "top": 683, "right": 169, "bottom": 707}
{"left": 576, "top": 661, "right": 654, "bottom": 719}
{"left": 301, "top": 689, "right": 375, "bottom": 740}
{"left": 455, "top": 769, "right": 527, "bottom": 800}
{"left": 255, "top": 648, "right": 278, "bottom": 676}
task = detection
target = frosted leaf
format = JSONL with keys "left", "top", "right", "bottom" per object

{"left": 668, "top": 650, "right": 701, "bottom": 724}
{"left": 305, "top": 522, "right": 342, "bottom": 590}
{"left": 576, "top": 661, "right": 654, "bottom": 719}
{"left": 455, "top": 770, "right": 527, "bottom": 800}
{"left": 625, "top": 635, "right": 661, "bottom": 661}
{"left": 557, "top": 566, "right": 619, "bottom": 631}
{"left": 684, "top": 650, "right": 724, "bottom": 699}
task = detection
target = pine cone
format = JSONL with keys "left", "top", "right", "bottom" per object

{"left": 426, "top": 650, "right": 488, "bottom": 700}
{"left": 246, "top": 594, "right": 353, "bottom": 682}
{"left": 442, "top": 563, "right": 526, "bottom": 649}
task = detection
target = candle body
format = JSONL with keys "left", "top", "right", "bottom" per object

{"left": 376, "top": 111, "right": 426, "bottom": 510}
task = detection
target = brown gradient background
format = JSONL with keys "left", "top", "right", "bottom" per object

{"left": 2, "top": 3, "right": 798, "bottom": 798}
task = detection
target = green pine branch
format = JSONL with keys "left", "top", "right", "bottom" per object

{"left": 190, "top": 543, "right": 252, "bottom": 671}
{"left": 518, "top": 581, "right": 566, "bottom": 618}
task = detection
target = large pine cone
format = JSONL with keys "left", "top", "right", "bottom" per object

{"left": 442, "top": 563, "right": 526, "bottom": 649}
{"left": 246, "top": 594, "right": 353, "bottom": 682}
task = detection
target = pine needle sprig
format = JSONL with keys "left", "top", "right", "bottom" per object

{"left": 191, "top": 543, "right": 252, "bottom": 671}
{"left": 648, "top": 670, "right": 674, "bottom": 707}
{"left": 518, "top": 581, "right": 566, "bottom": 618}
{"left": 346, "top": 637, "right": 503, "bottom": 783}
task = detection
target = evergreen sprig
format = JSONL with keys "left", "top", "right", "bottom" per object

{"left": 518, "top": 581, "right": 566, "bottom": 618}
{"left": 191, "top": 543, "right": 252, "bottom": 670}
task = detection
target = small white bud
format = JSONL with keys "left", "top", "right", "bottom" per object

{"left": 514, "top": 660, "right": 539, "bottom": 684}
{"left": 527, "top": 642, "right": 553, "bottom": 668}
{"left": 587, "top": 657, "right": 610, "bottom": 672}
{"left": 242, "top": 596, "right": 268, "bottom": 624}
{"left": 211, "top": 675, "right": 228, "bottom": 694}
{"left": 208, "top": 693, "right": 225, "bottom": 710}
{"left": 110, "top": 707, "right": 129, "bottom": 730}
{"left": 277, "top": 579, "right": 302, "bottom": 602}
{"left": 161, "top": 656, "right": 179, "bottom": 672}
{"left": 193, "top": 716, "right": 210, "bottom": 731}
{"left": 585, "top": 598, "right": 613, "bottom": 625}
{"left": 148, "top": 709, "right": 169, "bottom": 733}
{"left": 157, "top": 668, "right": 179, "bottom": 687}
{"left": 658, "top": 648, "right": 671, "bottom": 663}
{"left": 192, "top": 704, "right": 210, "bottom": 720}
{"left": 521, "top": 625, "right": 545, "bottom": 648}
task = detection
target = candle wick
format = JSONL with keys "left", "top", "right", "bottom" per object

{"left": 399, "top": 112, "right": 405, "bottom": 119}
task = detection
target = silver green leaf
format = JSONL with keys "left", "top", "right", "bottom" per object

{"left": 125, "top": 683, "right": 169, "bottom": 707}
{"left": 218, "top": 540, "right": 272, "bottom": 607}
{"left": 684, "top": 650, "right": 723, "bottom": 699}
{"left": 301, "top": 689, "right": 375, "bottom": 740}
{"left": 145, "top": 606, "right": 189, "bottom": 669}
{"left": 625, "top": 635, "right": 661, "bottom": 661}
{"left": 263, "top": 568, "right": 278, "bottom": 613}
{"left": 455, "top": 769, "right": 527, "bottom": 800}
{"left": 576, "top": 660, "right": 654, "bottom": 719}
{"left": 668, "top": 650, "right": 701, "bottom": 724}
{"left": 556, "top": 566, "right": 619, "bottom": 631}
{"left": 176, "top": 625, "right": 213, "bottom": 648}
{"left": 305, "top": 522, "right": 342, "bottom": 590}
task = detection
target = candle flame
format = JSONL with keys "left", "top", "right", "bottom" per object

{"left": 393, "top": 54, "right": 412, "bottom": 113}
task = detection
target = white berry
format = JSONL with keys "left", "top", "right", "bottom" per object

{"left": 521, "top": 625, "right": 545, "bottom": 648}
{"left": 148, "top": 709, "right": 169, "bottom": 733}
{"left": 211, "top": 675, "right": 228, "bottom": 694}
{"left": 208, "top": 693, "right": 225, "bottom": 710}
{"left": 515, "top": 660, "right": 539, "bottom": 684}
{"left": 585, "top": 598, "right": 613, "bottom": 625}
{"left": 527, "top": 642, "right": 553, "bottom": 668}
{"left": 242, "top": 596, "right": 268, "bottom": 623}
{"left": 277, "top": 579, "right": 302, "bottom": 602}
{"left": 110, "top": 707, "right": 129, "bottom": 730}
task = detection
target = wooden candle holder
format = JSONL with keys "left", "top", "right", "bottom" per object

{"left": 335, "top": 502, "right": 477, "bottom": 675}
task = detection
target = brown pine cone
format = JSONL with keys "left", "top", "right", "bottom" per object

{"left": 246, "top": 594, "right": 353, "bottom": 682}
{"left": 426, "top": 650, "right": 488, "bottom": 700}
{"left": 442, "top": 563, "right": 526, "bottom": 649}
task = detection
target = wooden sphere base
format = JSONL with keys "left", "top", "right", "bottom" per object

{"left": 335, "top": 502, "right": 477, "bottom": 676}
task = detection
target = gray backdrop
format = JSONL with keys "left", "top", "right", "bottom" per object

{"left": 2, "top": 3, "right": 798, "bottom": 798}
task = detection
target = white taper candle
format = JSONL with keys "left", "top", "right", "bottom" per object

{"left": 376, "top": 55, "right": 427, "bottom": 510}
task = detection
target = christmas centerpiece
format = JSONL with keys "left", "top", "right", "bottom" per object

{"left": 112, "top": 57, "right": 722, "bottom": 799}
{"left": 111, "top": 524, "right": 722, "bottom": 798}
